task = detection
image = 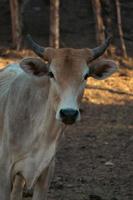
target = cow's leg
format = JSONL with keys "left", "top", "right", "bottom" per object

{"left": 10, "top": 174, "right": 25, "bottom": 200}
{"left": 32, "top": 159, "right": 55, "bottom": 200}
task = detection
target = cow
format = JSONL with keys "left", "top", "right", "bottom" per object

{"left": 0, "top": 35, "right": 118, "bottom": 200}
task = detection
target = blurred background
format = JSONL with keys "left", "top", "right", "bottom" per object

{"left": 0, "top": 0, "right": 133, "bottom": 55}
{"left": 0, "top": 1, "right": 133, "bottom": 200}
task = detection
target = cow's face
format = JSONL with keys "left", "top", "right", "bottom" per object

{"left": 47, "top": 48, "right": 90, "bottom": 124}
{"left": 20, "top": 36, "right": 118, "bottom": 125}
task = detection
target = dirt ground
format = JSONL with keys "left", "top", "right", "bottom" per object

{"left": 0, "top": 51, "right": 133, "bottom": 200}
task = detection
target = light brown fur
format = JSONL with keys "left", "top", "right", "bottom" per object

{"left": 0, "top": 48, "right": 117, "bottom": 200}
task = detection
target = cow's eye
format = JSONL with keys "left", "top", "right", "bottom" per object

{"left": 48, "top": 71, "right": 54, "bottom": 78}
{"left": 84, "top": 73, "right": 89, "bottom": 80}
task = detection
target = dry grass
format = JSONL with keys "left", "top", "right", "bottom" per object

{"left": 84, "top": 68, "right": 133, "bottom": 105}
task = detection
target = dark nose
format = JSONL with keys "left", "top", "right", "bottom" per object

{"left": 60, "top": 109, "right": 79, "bottom": 125}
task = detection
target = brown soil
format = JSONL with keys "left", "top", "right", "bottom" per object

{"left": 0, "top": 51, "right": 133, "bottom": 200}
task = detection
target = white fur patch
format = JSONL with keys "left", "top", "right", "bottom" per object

{"left": 56, "top": 87, "right": 80, "bottom": 121}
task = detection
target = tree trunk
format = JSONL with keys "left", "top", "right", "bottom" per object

{"left": 91, "top": 0, "right": 105, "bottom": 45}
{"left": 10, "top": 0, "right": 22, "bottom": 50}
{"left": 116, "top": 0, "right": 127, "bottom": 58}
{"left": 100, "top": 0, "right": 112, "bottom": 36}
{"left": 100, "top": 0, "right": 113, "bottom": 55}
{"left": 49, "top": 0, "right": 60, "bottom": 48}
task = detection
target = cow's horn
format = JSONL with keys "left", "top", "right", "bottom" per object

{"left": 91, "top": 36, "right": 112, "bottom": 60}
{"left": 26, "top": 34, "right": 45, "bottom": 58}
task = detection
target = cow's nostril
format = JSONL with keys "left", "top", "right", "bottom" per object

{"left": 60, "top": 109, "right": 79, "bottom": 124}
{"left": 60, "top": 109, "right": 78, "bottom": 118}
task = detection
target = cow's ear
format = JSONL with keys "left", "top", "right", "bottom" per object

{"left": 89, "top": 59, "right": 118, "bottom": 80}
{"left": 20, "top": 58, "right": 48, "bottom": 76}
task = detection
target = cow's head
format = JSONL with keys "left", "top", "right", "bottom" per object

{"left": 20, "top": 35, "right": 118, "bottom": 125}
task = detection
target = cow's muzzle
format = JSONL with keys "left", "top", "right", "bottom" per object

{"left": 59, "top": 109, "right": 79, "bottom": 125}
